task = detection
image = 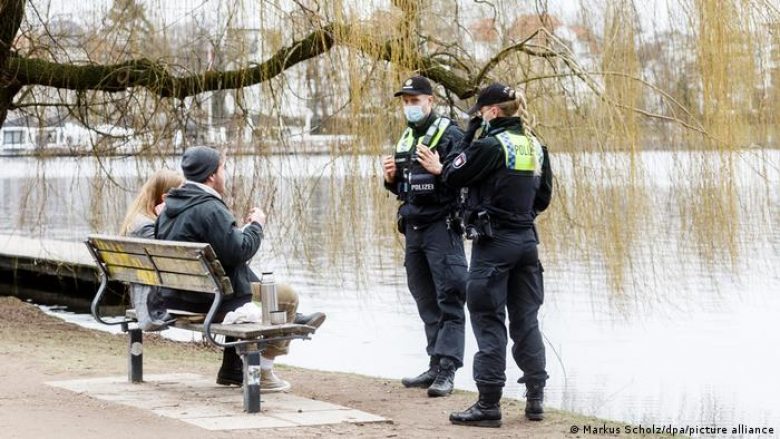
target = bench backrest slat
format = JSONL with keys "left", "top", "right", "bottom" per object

{"left": 99, "top": 250, "right": 156, "bottom": 270}
{"left": 151, "top": 257, "right": 211, "bottom": 276}
{"left": 91, "top": 236, "right": 215, "bottom": 260}
{"left": 87, "top": 234, "right": 233, "bottom": 295}
{"left": 160, "top": 272, "right": 224, "bottom": 293}
{"left": 105, "top": 266, "right": 220, "bottom": 292}
{"left": 97, "top": 250, "right": 225, "bottom": 278}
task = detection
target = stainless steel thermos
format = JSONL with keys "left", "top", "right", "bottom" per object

{"left": 260, "top": 272, "right": 278, "bottom": 325}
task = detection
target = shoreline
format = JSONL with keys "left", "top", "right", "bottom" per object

{"left": 0, "top": 296, "right": 674, "bottom": 438}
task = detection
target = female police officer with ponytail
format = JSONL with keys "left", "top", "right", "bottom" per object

{"left": 418, "top": 83, "right": 552, "bottom": 428}
{"left": 381, "top": 76, "right": 467, "bottom": 398}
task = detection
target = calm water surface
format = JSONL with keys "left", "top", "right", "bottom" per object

{"left": 1, "top": 150, "right": 778, "bottom": 433}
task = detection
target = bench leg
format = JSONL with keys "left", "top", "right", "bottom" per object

{"left": 128, "top": 328, "right": 143, "bottom": 383}
{"left": 242, "top": 352, "right": 261, "bottom": 413}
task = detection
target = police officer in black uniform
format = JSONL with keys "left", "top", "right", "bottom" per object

{"left": 418, "top": 83, "right": 552, "bottom": 427}
{"left": 382, "top": 75, "right": 468, "bottom": 397}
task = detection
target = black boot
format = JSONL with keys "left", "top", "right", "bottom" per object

{"left": 427, "top": 357, "right": 456, "bottom": 397}
{"left": 294, "top": 312, "right": 327, "bottom": 329}
{"left": 449, "top": 388, "right": 502, "bottom": 428}
{"left": 216, "top": 342, "right": 243, "bottom": 386}
{"left": 402, "top": 357, "right": 438, "bottom": 388}
{"left": 525, "top": 381, "right": 545, "bottom": 421}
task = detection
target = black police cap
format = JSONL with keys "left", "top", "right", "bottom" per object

{"left": 467, "top": 83, "right": 518, "bottom": 114}
{"left": 393, "top": 75, "right": 433, "bottom": 97}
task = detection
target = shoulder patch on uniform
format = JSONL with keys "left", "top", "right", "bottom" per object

{"left": 453, "top": 153, "right": 467, "bottom": 169}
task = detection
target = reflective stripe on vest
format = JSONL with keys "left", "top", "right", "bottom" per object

{"left": 495, "top": 131, "right": 543, "bottom": 174}
{"left": 395, "top": 117, "right": 451, "bottom": 153}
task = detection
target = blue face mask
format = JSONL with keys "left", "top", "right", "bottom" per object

{"left": 404, "top": 105, "right": 426, "bottom": 123}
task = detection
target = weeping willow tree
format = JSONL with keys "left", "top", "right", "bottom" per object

{"left": 0, "top": 0, "right": 777, "bottom": 299}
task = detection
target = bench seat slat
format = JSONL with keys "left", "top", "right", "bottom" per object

{"left": 177, "top": 322, "right": 316, "bottom": 339}
{"left": 125, "top": 310, "right": 314, "bottom": 339}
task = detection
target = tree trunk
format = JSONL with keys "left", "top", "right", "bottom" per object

{"left": 0, "top": 0, "right": 26, "bottom": 126}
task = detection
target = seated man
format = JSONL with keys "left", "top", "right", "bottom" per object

{"left": 155, "top": 146, "right": 325, "bottom": 392}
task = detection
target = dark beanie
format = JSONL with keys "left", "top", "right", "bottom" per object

{"left": 181, "top": 146, "right": 221, "bottom": 183}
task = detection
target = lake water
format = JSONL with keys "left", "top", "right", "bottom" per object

{"left": 1, "top": 150, "right": 778, "bottom": 434}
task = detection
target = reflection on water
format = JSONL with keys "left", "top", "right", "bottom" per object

{"left": 1, "top": 151, "right": 779, "bottom": 430}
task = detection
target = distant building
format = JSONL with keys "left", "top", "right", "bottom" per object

{"left": 1, "top": 115, "right": 94, "bottom": 155}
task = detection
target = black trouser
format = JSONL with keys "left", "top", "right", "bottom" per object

{"left": 404, "top": 218, "right": 468, "bottom": 368}
{"left": 162, "top": 295, "right": 252, "bottom": 372}
{"left": 467, "top": 227, "right": 547, "bottom": 390}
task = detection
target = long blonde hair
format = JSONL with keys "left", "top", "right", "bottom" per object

{"left": 119, "top": 169, "right": 184, "bottom": 236}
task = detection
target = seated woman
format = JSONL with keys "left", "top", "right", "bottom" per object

{"left": 119, "top": 169, "right": 184, "bottom": 330}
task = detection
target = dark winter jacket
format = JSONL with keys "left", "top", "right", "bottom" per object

{"left": 384, "top": 111, "right": 465, "bottom": 225}
{"left": 155, "top": 183, "right": 263, "bottom": 302}
{"left": 442, "top": 117, "right": 540, "bottom": 228}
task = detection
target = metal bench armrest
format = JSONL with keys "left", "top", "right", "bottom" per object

{"left": 87, "top": 241, "right": 133, "bottom": 327}
{"left": 201, "top": 288, "right": 227, "bottom": 347}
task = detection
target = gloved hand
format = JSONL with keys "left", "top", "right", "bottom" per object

{"left": 460, "top": 115, "right": 483, "bottom": 146}
{"left": 466, "top": 115, "right": 483, "bottom": 134}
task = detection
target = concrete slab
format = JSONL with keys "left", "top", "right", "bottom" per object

{"left": 261, "top": 392, "right": 348, "bottom": 412}
{"left": 152, "top": 404, "right": 240, "bottom": 419}
{"left": 184, "top": 415, "right": 297, "bottom": 430}
{"left": 272, "top": 408, "right": 390, "bottom": 426}
{"left": 46, "top": 373, "right": 389, "bottom": 431}
{"left": 47, "top": 373, "right": 204, "bottom": 392}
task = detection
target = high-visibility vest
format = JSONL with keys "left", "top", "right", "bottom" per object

{"left": 469, "top": 130, "right": 544, "bottom": 227}
{"left": 494, "top": 131, "right": 543, "bottom": 175}
{"left": 393, "top": 117, "right": 452, "bottom": 199}
{"left": 395, "top": 117, "right": 451, "bottom": 153}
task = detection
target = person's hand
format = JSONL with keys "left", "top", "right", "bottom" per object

{"left": 154, "top": 202, "right": 166, "bottom": 216}
{"left": 416, "top": 146, "right": 442, "bottom": 175}
{"left": 247, "top": 207, "right": 266, "bottom": 226}
{"left": 382, "top": 155, "right": 397, "bottom": 182}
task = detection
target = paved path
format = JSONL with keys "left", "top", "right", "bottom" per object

{"left": 47, "top": 373, "right": 389, "bottom": 431}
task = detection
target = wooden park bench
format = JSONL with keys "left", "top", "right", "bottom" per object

{"left": 85, "top": 234, "right": 316, "bottom": 413}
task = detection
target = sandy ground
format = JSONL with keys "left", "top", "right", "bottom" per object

{"left": 0, "top": 297, "right": 669, "bottom": 438}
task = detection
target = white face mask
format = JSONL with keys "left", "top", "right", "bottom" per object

{"left": 403, "top": 105, "right": 426, "bottom": 123}
{"left": 480, "top": 107, "right": 496, "bottom": 130}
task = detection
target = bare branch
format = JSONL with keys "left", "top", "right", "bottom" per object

{"left": 474, "top": 29, "right": 550, "bottom": 85}
{"left": 5, "top": 24, "right": 338, "bottom": 100}
{"left": 10, "top": 101, "right": 74, "bottom": 109}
